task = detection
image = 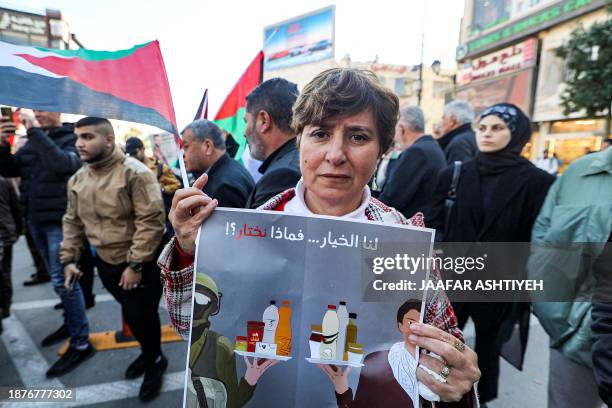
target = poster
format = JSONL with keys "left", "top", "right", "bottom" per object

{"left": 263, "top": 6, "right": 334, "bottom": 71}
{"left": 151, "top": 132, "right": 179, "bottom": 167}
{"left": 187, "top": 209, "right": 436, "bottom": 407}
{"left": 456, "top": 68, "right": 533, "bottom": 116}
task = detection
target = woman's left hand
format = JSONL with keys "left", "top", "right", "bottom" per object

{"left": 409, "top": 323, "right": 481, "bottom": 402}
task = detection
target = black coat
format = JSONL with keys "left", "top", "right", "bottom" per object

{"left": 427, "top": 158, "right": 554, "bottom": 371}
{"left": 438, "top": 123, "right": 478, "bottom": 165}
{"left": 378, "top": 135, "right": 446, "bottom": 219}
{"left": 0, "top": 125, "right": 81, "bottom": 224}
{"left": 245, "top": 138, "right": 301, "bottom": 209}
{"left": 203, "top": 153, "right": 255, "bottom": 208}
{"left": 428, "top": 158, "right": 554, "bottom": 243}
{"left": 0, "top": 176, "right": 21, "bottom": 245}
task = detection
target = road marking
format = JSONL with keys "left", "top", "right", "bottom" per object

{"left": 11, "top": 294, "right": 167, "bottom": 311}
{"left": 0, "top": 371, "right": 185, "bottom": 407}
{"left": 2, "top": 313, "right": 182, "bottom": 407}
{"left": 10, "top": 294, "right": 115, "bottom": 311}
{"left": 1, "top": 315, "right": 63, "bottom": 389}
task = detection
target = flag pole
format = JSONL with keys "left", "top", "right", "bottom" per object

{"left": 177, "top": 148, "right": 190, "bottom": 187}
{"left": 179, "top": 30, "right": 279, "bottom": 187}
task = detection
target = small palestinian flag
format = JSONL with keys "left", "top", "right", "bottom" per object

{"left": 194, "top": 89, "right": 208, "bottom": 120}
{"left": 214, "top": 51, "right": 263, "bottom": 160}
{"left": 0, "top": 40, "right": 177, "bottom": 133}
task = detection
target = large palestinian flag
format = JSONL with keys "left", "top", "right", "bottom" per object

{"left": 214, "top": 51, "right": 263, "bottom": 159}
{"left": 0, "top": 40, "right": 177, "bottom": 133}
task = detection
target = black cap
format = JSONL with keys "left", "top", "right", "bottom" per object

{"left": 270, "top": 300, "right": 276, "bottom": 305}
{"left": 339, "top": 301, "right": 347, "bottom": 306}
{"left": 349, "top": 313, "right": 357, "bottom": 319}
{"left": 125, "top": 137, "right": 144, "bottom": 156}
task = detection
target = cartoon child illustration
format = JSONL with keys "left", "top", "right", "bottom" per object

{"left": 188, "top": 273, "right": 278, "bottom": 408}
{"left": 319, "top": 299, "right": 438, "bottom": 407}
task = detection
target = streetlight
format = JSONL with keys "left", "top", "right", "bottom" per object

{"left": 416, "top": 60, "right": 444, "bottom": 106}
{"left": 431, "top": 60, "right": 441, "bottom": 76}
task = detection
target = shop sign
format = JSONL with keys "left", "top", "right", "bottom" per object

{"left": 458, "top": 38, "right": 537, "bottom": 86}
{"left": 456, "top": 0, "right": 605, "bottom": 60}
{"left": 0, "top": 9, "right": 46, "bottom": 36}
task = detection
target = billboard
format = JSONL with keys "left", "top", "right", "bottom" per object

{"left": 458, "top": 0, "right": 605, "bottom": 60}
{"left": 456, "top": 69, "right": 534, "bottom": 116}
{"left": 469, "top": 0, "right": 558, "bottom": 37}
{"left": 263, "top": 6, "right": 334, "bottom": 71}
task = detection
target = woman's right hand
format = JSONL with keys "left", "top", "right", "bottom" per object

{"left": 168, "top": 173, "right": 218, "bottom": 256}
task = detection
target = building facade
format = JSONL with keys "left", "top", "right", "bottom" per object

{"left": 264, "top": 55, "right": 455, "bottom": 135}
{"left": 0, "top": 6, "right": 80, "bottom": 49}
{"left": 455, "top": 0, "right": 609, "bottom": 166}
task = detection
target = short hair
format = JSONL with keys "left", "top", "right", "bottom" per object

{"left": 396, "top": 299, "right": 421, "bottom": 324}
{"left": 75, "top": 117, "right": 114, "bottom": 136}
{"left": 182, "top": 119, "right": 225, "bottom": 149}
{"left": 292, "top": 68, "right": 399, "bottom": 155}
{"left": 398, "top": 105, "right": 425, "bottom": 133}
{"left": 444, "top": 100, "right": 474, "bottom": 126}
{"left": 603, "top": 138, "right": 612, "bottom": 146}
{"left": 246, "top": 78, "right": 299, "bottom": 134}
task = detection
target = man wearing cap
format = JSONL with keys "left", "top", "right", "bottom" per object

{"left": 125, "top": 137, "right": 181, "bottom": 243}
{"left": 125, "top": 137, "right": 181, "bottom": 197}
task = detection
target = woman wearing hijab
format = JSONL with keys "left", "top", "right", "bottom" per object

{"left": 160, "top": 68, "right": 481, "bottom": 406}
{"left": 428, "top": 103, "right": 555, "bottom": 406}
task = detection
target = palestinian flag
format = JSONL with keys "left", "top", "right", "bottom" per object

{"left": 0, "top": 40, "right": 177, "bottom": 133}
{"left": 214, "top": 51, "right": 263, "bottom": 159}
{"left": 194, "top": 89, "right": 209, "bottom": 120}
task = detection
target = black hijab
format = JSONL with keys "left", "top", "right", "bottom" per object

{"left": 477, "top": 103, "right": 532, "bottom": 175}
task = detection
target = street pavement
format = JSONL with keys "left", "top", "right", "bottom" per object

{"left": 1, "top": 237, "right": 563, "bottom": 407}
{"left": 1, "top": 237, "right": 187, "bottom": 407}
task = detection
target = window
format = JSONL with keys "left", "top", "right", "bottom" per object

{"left": 0, "top": 31, "right": 28, "bottom": 45}
{"left": 432, "top": 81, "right": 449, "bottom": 98}
{"left": 550, "top": 119, "right": 604, "bottom": 134}
{"left": 395, "top": 78, "right": 405, "bottom": 96}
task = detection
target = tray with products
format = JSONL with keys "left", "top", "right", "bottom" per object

{"left": 235, "top": 350, "right": 292, "bottom": 361}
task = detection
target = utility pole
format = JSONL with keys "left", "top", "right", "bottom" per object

{"left": 417, "top": 0, "right": 426, "bottom": 106}
{"left": 417, "top": 30, "right": 424, "bottom": 107}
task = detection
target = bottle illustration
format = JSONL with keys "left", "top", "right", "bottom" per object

{"left": 337, "top": 301, "right": 349, "bottom": 361}
{"left": 320, "top": 304, "right": 339, "bottom": 360}
{"left": 262, "top": 300, "right": 279, "bottom": 344}
{"left": 275, "top": 300, "right": 292, "bottom": 356}
{"left": 344, "top": 313, "right": 358, "bottom": 361}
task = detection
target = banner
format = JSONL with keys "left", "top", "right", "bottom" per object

{"left": 188, "top": 209, "right": 436, "bottom": 407}
{"left": 263, "top": 6, "right": 334, "bottom": 71}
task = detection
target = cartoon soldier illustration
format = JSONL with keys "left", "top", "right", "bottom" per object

{"left": 187, "top": 273, "right": 278, "bottom": 408}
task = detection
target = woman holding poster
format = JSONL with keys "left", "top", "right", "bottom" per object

{"left": 159, "top": 68, "right": 480, "bottom": 406}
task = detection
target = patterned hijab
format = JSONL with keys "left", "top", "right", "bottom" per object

{"left": 477, "top": 103, "right": 532, "bottom": 175}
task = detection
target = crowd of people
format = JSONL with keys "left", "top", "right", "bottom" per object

{"left": 0, "top": 66, "right": 610, "bottom": 407}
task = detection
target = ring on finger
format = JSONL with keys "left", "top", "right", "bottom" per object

{"left": 453, "top": 339, "right": 466, "bottom": 353}
{"left": 440, "top": 365, "right": 451, "bottom": 380}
